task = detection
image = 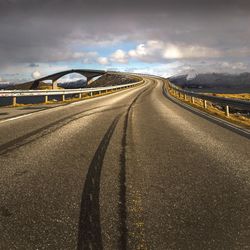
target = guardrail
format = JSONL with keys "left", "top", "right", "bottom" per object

{"left": 167, "top": 81, "right": 250, "bottom": 117}
{"left": 0, "top": 80, "right": 144, "bottom": 107}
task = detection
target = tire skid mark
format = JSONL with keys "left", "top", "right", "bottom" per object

{"left": 77, "top": 83, "right": 153, "bottom": 250}
{"left": 77, "top": 115, "right": 121, "bottom": 250}
{"left": 0, "top": 105, "right": 127, "bottom": 156}
{"left": 119, "top": 83, "right": 155, "bottom": 250}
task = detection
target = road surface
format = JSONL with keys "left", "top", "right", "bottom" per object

{"left": 0, "top": 76, "right": 249, "bottom": 249}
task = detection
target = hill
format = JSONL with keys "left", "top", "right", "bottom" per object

{"left": 169, "top": 73, "right": 250, "bottom": 93}
{"left": 89, "top": 73, "right": 139, "bottom": 87}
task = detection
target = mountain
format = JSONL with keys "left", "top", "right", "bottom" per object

{"left": 58, "top": 79, "right": 87, "bottom": 89}
{"left": 168, "top": 73, "right": 250, "bottom": 93}
{"left": 0, "top": 82, "right": 12, "bottom": 90}
{"left": 89, "top": 73, "right": 139, "bottom": 87}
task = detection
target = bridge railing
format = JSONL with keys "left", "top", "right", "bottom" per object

{"left": 167, "top": 81, "right": 250, "bottom": 117}
{"left": 0, "top": 80, "right": 144, "bottom": 107}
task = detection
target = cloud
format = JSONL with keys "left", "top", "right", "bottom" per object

{"left": 129, "top": 58, "right": 250, "bottom": 78}
{"left": 110, "top": 49, "right": 128, "bottom": 64}
{"left": 128, "top": 40, "right": 222, "bottom": 62}
{"left": 130, "top": 62, "right": 181, "bottom": 78}
{"left": 129, "top": 41, "right": 165, "bottom": 62}
{"left": 169, "top": 60, "right": 250, "bottom": 76}
{"left": 0, "top": 0, "right": 250, "bottom": 78}
{"left": 32, "top": 70, "right": 41, "bottom": 79}
{"left": 163, "top": 45, "right": 182, "bottom": 59}
{"left": 1, "top": 0, "right": 249, "bottom": 66}
{"left": 220, "top": 61, "right": 247, "bottom": 71}
{"left": 29, "top": 63, "right": 39, "bottom": 68}
{"left": 0, "top": 64, "right": 71, "bottom": 83}
{"left": 97, "top": 57, "right": 109, "bottom": 65}
{"left": 38, "top": 51, "right": 99, "bottom": 63}
{"left": 164, "top": 44, "right": 222, "bottom": 59}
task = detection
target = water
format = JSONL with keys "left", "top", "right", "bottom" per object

{"left": 0, "top": 95, "right": 76, "bottom": 107}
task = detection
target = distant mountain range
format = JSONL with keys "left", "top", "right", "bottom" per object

{"left": 168, "top": 72, "right": 250, "bottom": 93}
{"left": 58, "top": 79, "right": 87, "bottom": 89}
{"left": 0, "top": 82, "right": 11, "bottom": 90}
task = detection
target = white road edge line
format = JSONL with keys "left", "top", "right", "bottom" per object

{"left": 0, "top": 112, "right": 36, "bottom": 124}
{"left": 0, "top": 81, "right": 147, "bottom": 125}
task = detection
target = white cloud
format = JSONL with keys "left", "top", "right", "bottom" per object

{"left": 221, "top": 61, "right": 247, "bottom": 71}
{"left": 172, "top": 45, "right": 222, "bottom": 59}
{"left": 129, "top": 40, "right": 165, "bottom": 62}
{"left": 170, "top": 61, "right": 249, "bottom": 76}
{"left": 163, "top": 44, "right": 182, "bottom": 59}
{"left": 32, "top": 70, "right": 41, "bottom": 79}
{"left": 97, "top": 57, "right": 109, "bottom": 65}
{"left": 128, "top": 40, "right": 222, "bottom": 62}
{"left": 131, "top": 62, "right": 183, "bottom": 78}
{"left": 110, "top": 49, "right": 128, "bottom": 64}
{"left": 0, "top": 64, "right": 71, "bottom": 83}
{"left": 163, "top": 44, "right": 222, "bottom": 59}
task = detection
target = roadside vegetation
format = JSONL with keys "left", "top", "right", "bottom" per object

{"left": 167, "top": 83, "right": 250, "bottom": 129}
{"left": 210, "top": 93, "right": 250, "bottom": 100}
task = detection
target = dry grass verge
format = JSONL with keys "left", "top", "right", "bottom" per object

{"left": 210, "top": 93, "right": 250, "bottom": 100}
{"left": 167, "top": 85, "right": 250, "bottom": 129}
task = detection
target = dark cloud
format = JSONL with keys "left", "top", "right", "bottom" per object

{"left": 28, "top": 63, "right": 39, "bottom": 67}
{"left": 0, "top": 0, "right": 250, "bottom": 73}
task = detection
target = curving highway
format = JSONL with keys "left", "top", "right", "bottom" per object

{"left": 0, "top": 76, "right": 249, "bottom": 249}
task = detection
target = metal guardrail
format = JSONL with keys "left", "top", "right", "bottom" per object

{"left": 0, "top": 80, "right": 144, "bottom": 106}
{"left": 167, "top": 81, "right": 250, "bottom": 117}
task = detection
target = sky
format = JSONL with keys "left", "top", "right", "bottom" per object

{"left": 0, "top": 0, "right": 250, "bottom": 83}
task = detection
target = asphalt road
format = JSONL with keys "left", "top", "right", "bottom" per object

{"left": 0, "top": 76, "right": 249, "bottom": 250}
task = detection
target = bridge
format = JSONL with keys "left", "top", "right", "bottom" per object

{"left": 30, "top": 69, "right": 106, "bottom": 89}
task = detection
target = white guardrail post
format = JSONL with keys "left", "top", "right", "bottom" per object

{"left": 225, "top": 105, "right": 230, "bottom": 117}
{"left": 12, "top": 96, "right": 16, "bottom": 107}
{"left": 203, "top": 100, "right": 207, "bottom": 109}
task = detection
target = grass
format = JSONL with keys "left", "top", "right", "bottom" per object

{"left": 167, "top": 84, "right": 250, "bottom": 129}
{"left": 210, "top": 93, "right": 250, "bottom": 100}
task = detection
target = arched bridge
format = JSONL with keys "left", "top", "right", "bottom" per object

{"left": 30, "top": 69, "right": 106, "bottom": 89}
